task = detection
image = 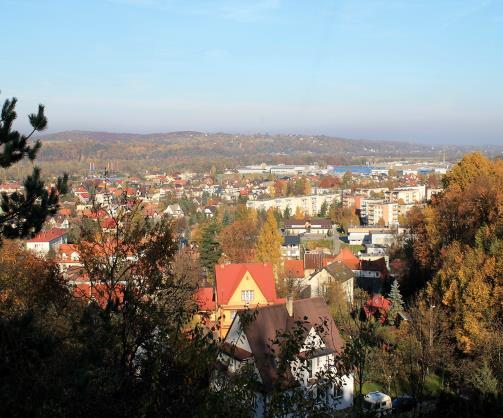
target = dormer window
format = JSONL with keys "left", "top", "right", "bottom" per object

{"left": 241, "top": 290, "right": 254, "bottom": 302}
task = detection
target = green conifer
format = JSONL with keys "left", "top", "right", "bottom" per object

{"left": 387, "top": 279, "right": 404, "bottom": 325}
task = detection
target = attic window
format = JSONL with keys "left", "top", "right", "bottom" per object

{"left": 241, "top": 290, "right": 254, "bottom": 302}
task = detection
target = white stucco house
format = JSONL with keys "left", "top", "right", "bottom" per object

{"left": 218, "top": 297, "right": 353, "bottom": 416}
{"left": 26, "top": 228, "right": 68, "bottom": 255}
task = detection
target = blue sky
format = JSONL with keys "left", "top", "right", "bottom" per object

{"left": 1, "top": 0, "right": 502, "bottom": 145}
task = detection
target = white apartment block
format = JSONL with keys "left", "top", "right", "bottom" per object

{"left": 385, "top": 185, "right": 426, "bottom": 204}
{"left": 360, "top": 199, "right": 398, "bottom": 226}
{"left": 246, "top": 193, "right": 340, "bottom": 217}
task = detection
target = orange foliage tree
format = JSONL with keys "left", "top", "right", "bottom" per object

{"left": 406, "top": 153, "right": 503, "bottom": 352}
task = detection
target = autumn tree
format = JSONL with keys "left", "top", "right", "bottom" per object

{"left": 341, "top": 171, "right": 352, "bottom": 189}
{"left": 406, "top": 153, "right": 503, "bottom": 353}
{"left": 255, "top": 209, "right": 283, "bottom": 271}
{"left": 274, "top": 179, "right": 287, "bottom": 197}
{"left": 337, "top": 289, "right": 379, "bottom": 409}
{"left": 294, "top": 206, "right": 304, "bottom": 220}
{"left": 329, "top": 202, "right": 359, "bottom": 232}
{"left": 395, "top": 300, "right": 454, "bottom": 404}
{"left": 234, "top": 203, "right": 257, "bottom": 223}
{"left": 219, "top": 217, "right": 258, "bottom": 263}
{"left": 0, "top": 95, "right": 68, "bottom": 241}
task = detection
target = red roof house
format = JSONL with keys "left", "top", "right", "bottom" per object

{"left": 215, "top": 262, "right": 285, "bottom": 337}
{"left": 195, "top": 287, "right": 216, "bottom": 311}
{"left": 333, "top": 247, "right": 360, "bottom": 270}
{"left": 284, "top": 260, "right": 305, "bottom": 279}
{"left": 364, "top": 295, "right": 392, "bottom": 323}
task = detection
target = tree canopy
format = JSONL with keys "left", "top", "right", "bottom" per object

{"left": 0, "top": 96, "right": 68, "bottom": 241}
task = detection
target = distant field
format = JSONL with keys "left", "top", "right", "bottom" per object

{"left": 3, "top": 130, "right": 499, "bottom": 180}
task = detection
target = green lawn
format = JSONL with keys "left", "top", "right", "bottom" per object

{"left": 360, "top": 373, "right": 443, "bottom": 398}
{"left": 361, "top": 382, "right": 384, "bottom": 394}
{"left": 302, "top": 238, "right": 333, "bottom": 250}
{"left": 424, "top": 374, "right": 443, "bottom": 397}
{"left": 339, "top": 242, "right": 365, "bottom": 254}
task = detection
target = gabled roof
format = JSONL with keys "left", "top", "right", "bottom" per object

{"left": 364, "top": 295, "right": 391, "bottom": 320}
{"left": 58, "top": 244, "right": 80, "bottom": 261}
{"left": 195, "top": 287, "right": 216, "bottom": 311}
{"left": 359, "top": 257, "right": 389, "bottom": 277}
{"left": 304, "top": 251, "right": 325, "bottom": 270}
{"left": 324, "top": 261, "right": 354, "bottom": 282}
{"left": 101, "top": 217, "right": 117, "bottom": 229}
{"left": 333, "top": 247, "right": 360, "bottom": 270}
{"left": 215, "top": 263, "right": 281, "bottom": 305}
{"left": 227, "top": 297, "right": 344, "bottom": 392}
{"left": 27, "top": 228, "right": 67, "bottom": 243}
{"left": 284, "top": 260, "right": 304, "bottom": 279}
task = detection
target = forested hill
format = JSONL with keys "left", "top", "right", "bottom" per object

{"left": 32, "top": 130, "right": 501, "bottom": 176}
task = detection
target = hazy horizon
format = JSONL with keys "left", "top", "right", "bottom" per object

{"left": 2, "top": 0, "right": 502, "bottom": 145}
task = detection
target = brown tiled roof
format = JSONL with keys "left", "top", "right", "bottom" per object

{"left": 325, "top": 261, "right": 354, "bottom": 282}
{"left": 232, "top": 297, "right": 344, "bottom": 392}
{"left": 284, "top": 260, "right": 304, "bottom": 278}
{"left": 304, "top": 252, "right": 325, "bottom": 270}
{"left": 359, "top": 257, "right": 389, "bottom": 277}
{"left": 221, "top": 342, "right": 253, "bottom": 361}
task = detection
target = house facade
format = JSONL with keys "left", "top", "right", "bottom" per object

{"left": 219, "top": 297, "right": 353, "bottom": 416}
{"left": 305, "top": 261, "right": 354, "bottom": 303}
{"left": 281, "top": 235, "right": 301, "bottom": 259}
{"left": 215, "top": 263, "right": 285, "bottom": 337}
{"left": 26, "top": 228, "right": 68, "bottom": 255}
{"left": 284, "top": 219, "right": 332, "bottom": 235}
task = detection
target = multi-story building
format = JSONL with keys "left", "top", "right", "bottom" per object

{"left": 237, "top": 163, "right": 321, "bottom": 175}
{"left": 360, "top": 199, "right": 398, "bottom": 226}
{"left": 246, "top": 193, "right": 340, "bottom": 217}
{"left": 385, "top": 185, "right": 426, "bottom": 204}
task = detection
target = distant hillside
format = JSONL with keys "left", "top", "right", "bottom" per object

{"left": 29, "top": 130, "right": 501, "bottom": 177}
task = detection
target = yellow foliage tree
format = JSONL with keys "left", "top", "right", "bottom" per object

{"left": 427, "top": 242, "right": 496, "bottom": 353}
{"left": 294, "top": 206, "right": 304, "bottom": 220}
{"left": 255, "top": 209, "right": 283, "bottom": 271}
{"left": 407, "top": 153, "right": 503, "bottom": 354}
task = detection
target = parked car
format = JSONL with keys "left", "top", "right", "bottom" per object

{"left": 392, "top": 395, "right": 417, "bottom": 412}
{"left": 363, "top": 391, "right": 392, "bottom": 416}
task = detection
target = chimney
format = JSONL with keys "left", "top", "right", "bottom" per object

{"left": 286, "top": 296, "right": 293, "bottom": 317}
